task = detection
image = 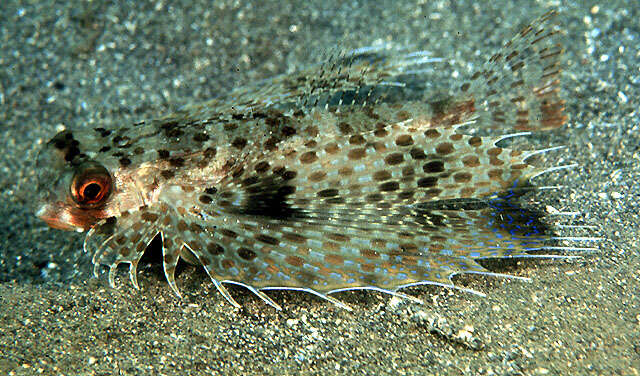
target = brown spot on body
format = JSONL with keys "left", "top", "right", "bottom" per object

{"left": 373, "top": 170, "right": 391, "bottom": 181}
{"left": 423, "top": 161, "right": 445, "bottom": 173}
{"left": 238, "top": 248, "right": 257, "bottom": 261}
{"left": 199, "top": 195, "right": 212, "bottom": 204}
{"left": 324, "top": 143, "right": 340, "bottom": 154}
{"left": 221, "top": 259, "right": 235, "bottom": 269}
{"left": 410, "top": 148, "right": 426, "bottom": 160}
{"left": 141, "top": 212, "right": 159, "bottom": 222}
{"left": 454, "top": 172, "right": 472, "bottom": 183}
{"left": 398, "top": 190, "right": 415, "bottom": 199}
{"left": 207, "top": 242, "right": 225, "bottom": 256}
{"left": 395, "top": 134, "right": 413, "bottom": 146}
{"left": 349, "top": 135, "right": 366, "bottom": 145}
{"left": 220, "top": 229, "right": 238, "bottom": 238}
{"left": 379, "top": 181, "right": 399, "bottom": 192}
{"left": 317, "top": 189, "right": 339, "bottom": 198}
{"left": 285, "top": 255, "right": 304, "bottom": 267}
{"left": 417, "top": 177, "right": 438, "bottom": 187}
{"left": 256, "top": 234, "right": 279, "bottom": 245}
{"left": 283, "top": 232, "right": 306, "bottom": 244}
{"left": 396, "top": 110, "right": 411, "bottom": 121}
{"left": 424, "top": 129, "right": 440, "bottom": 138}
{"left": 436, "top": 142, "right": 454, "bottom": 155}
{"left": 339, "top": 166, "right": 354, "bottom": 176}
{"left": 309, "top": 171, "right": 327, "bottom": 181}
{"left": 462, "top": 155, "right": 480, "bottom": 167}
{"left": 325, "top": 254, "right": 344, "bottom": 266}
{"left": 300, "top": 151, "right": 318, "bottom": 164}
{"left": 468, "top": 137, "right": 482, "bottom": 147}
{"left": 348, "top": 148, "right": 366, "bottom": 160}
{"left": 385, "top": 153, "right": 404, "bottom": 165}
{"left": 360, "top": 249, "right": 380, "bottom": 260}
{"left": 327, "top": 233, "right": 349, "bottom": 242}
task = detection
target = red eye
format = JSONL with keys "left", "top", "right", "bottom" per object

{"left": 71, "top": 163, "right": 112, "bottom": 207}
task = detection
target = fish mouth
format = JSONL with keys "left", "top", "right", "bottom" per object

{"left": 36, "top": 204, "right": 84, "bottom": 232}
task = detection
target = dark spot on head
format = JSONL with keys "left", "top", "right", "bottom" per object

{"left": 119, "top": 157, "right": 132, "bottom": 167}
{"left": 277, "top": 185, "right": 296, "bottom": 195}
{"left": 205, "top": 187, "right": 217, "bottom": 195}
{"left": 242, "top": 176, "right": 259, "bottom": 186}
{"left": 193, "top": 133, "right": 209, "bottom": 142}
{"left": 203, "top": 147, "right": 217, "bottom": 159}
{"left": 165, "top": 128, "right": 183, "bottom": 138}
{"left": 169, "top": 157, "right": 185, "bottom": 168}
{"left": 232, "top": 137, "right": 248, "bottom": 150}
{"left": 99, "top": 146, "right": 111, "bottom": 153}
{"left": 94, "top": 128, "right": 112, "bottom": 137}
{"left": 232, "top": 166, "right": 245, "bottom": 178}
{"left": 282, "top": 126, "right": 296, "bottom": 137}
{"left": 158, "top": 149, "right": 170, "bottom": 159}
{"left": 338, "top": 122, "right": 353, "bottom": 134}
{"left": 254, "top": 161, "right": 270, "bottom": 173}
{"left": 140, "top": 212, "right": 158, "bottom": 222}
{"left": 199, "top": 195, "right": 213, "bottom": 204}
{"left": 161, "top": 170, "right": 175, "bottom": 180}
{"left": 264, "top": 137, "right": 279, "bottom": 151}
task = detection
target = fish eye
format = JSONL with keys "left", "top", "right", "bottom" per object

{"left": 70, "top": 163, "right": 112, "bottom": 207}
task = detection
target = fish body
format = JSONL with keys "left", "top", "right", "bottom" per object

{"left": 35, "top": 11, "right": 581, "bottom": 309}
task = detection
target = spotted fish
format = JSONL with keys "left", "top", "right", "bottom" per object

{"left": 34, "top": 11, "right": 593, "bottom": 310}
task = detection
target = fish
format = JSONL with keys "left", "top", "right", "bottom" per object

{"left": 34, "top": 10, "right": 595, "bottom": 310}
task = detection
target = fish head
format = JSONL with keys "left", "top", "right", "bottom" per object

{"left": 35, "top": 129, "right": 141, "bottom": 232}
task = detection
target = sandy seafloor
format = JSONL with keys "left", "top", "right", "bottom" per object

{"left": 1, "top": 0, "right": 639, "bottom": 375}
